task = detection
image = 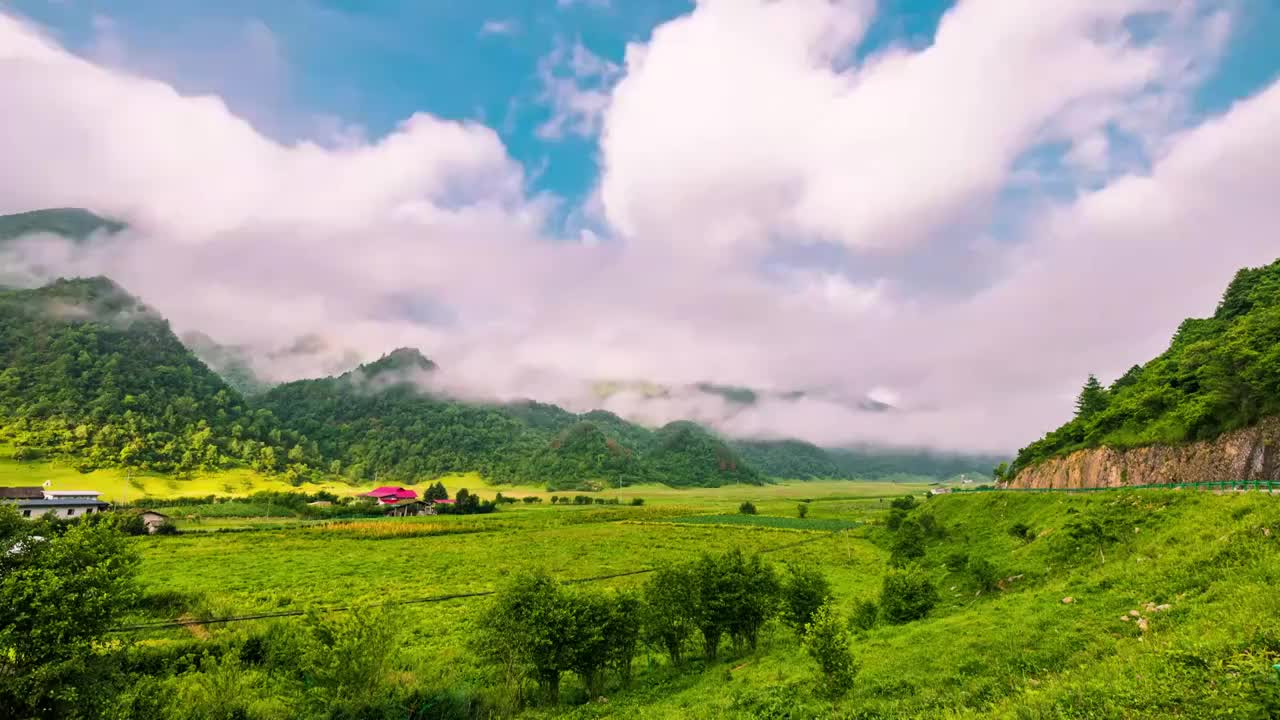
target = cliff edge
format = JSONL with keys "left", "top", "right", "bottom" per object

{"left": 1009, "top": 417, "right": 1280, "bottom": 489}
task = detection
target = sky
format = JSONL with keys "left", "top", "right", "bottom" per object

{"left": 0, "top": 0, "right": 1278, "bottom": 454}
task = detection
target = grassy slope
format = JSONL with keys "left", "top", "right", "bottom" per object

{"left": 121, "top": 485, "right": 1280, "bottom": 718}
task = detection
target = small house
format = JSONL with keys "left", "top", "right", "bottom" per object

{"left": 1, "top": 488, "right": 109, "bottom": 519}
{"left": 363, "top": 486, "right": 418, "bottom": 505}
{"left": 929, "top": 487, "right": 953, "bottom": 496}
{"left": 385, "top": 499, "right": 429, "bottom": 517}
{"left": 138, "top": 511, "right": 170, "bottom": 534}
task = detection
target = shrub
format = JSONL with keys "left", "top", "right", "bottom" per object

{"left": 886, "top": 508, "right": 907, "bottom": 531}
{"left": 797, "top": 503, "right": 809, "bottom": 519}
{"left": 969, "top": 558, "right": 1000, "bottom": 592}
{"left": 849, "top": 599, "right": 879, "bottom": 631}
{"left": 153, "top": 520, "right": 179, "bottom": 536}
{"left": 879, "top": 566, "right": 938, "bottom": 624}
{"left": 521, "top": 496, "right": 542, "bottom": 504}
{"left": 890, "top": 518, "right": 926, "bottom": 567}
{"left": 890, "top": 495, "right": 918, "bottom": 512}
{"left": 781, "top": 563, "right": 832, "bottom": 632}
{"left": 739, "top": 501, "right": 758, "bottom": 515}
{"left": 944, "top": 551, "right": 970, "bottom": 572}
{"left": 1008, "top": 522, "right": 1036, "bottom": 543}
{"left": 629, "top": 497, "right": 644, "bottom": 506}
{"left": 803, "top": 602, "right": 858, "bottom": 698}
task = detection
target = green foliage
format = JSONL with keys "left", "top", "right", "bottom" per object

{"left": 968, "top": 557, "right": 1000, "bottom": 592}
{"left": 943, "top": 550, "right": 969, "bottom": 572}
{"left": 849, "top": 598, "right": 879, "bottom": 631}
{"left": 781, "top": 563, "right": 833, "bottom": 632}
{"left": 649, "top": 422, "right": 763, "bottom": 487}
{"left": 0, "top": 506, "right": 140, "bottom": 717}
{"left": 642, "top": 565, "right": 698, "bottom": 666}
{"left": 879, "top": 565, "right": 938, "bottom": 624}
{"left": 890, "top": 495, "right": 918, "bottom": 512}
{"left": 0, "top": 208, "right": 124, "bottom": 244}
{"left": 1074, "top": 374, "right": 1109, "bottom": 420}
{"left": 1014, "top": 258, "right": 1280, "bottom": 472}
{"left": 0, "top": 278, "right": 312, "bottom": 476}
{"left": 730, "top": 438, "right": 846, "bottom": 479}
{"left": 689, "top": 549, "right": 781, "bottom": 660}
{"left": 739, "top": 500, "right": 758, "bottom": 515}
{"left": 802, "top": 602, "right": 858, "bottom": 698}
{"left": 1008, "top": 521, "right": 1036, "bottom": 543}
{"left": 797, "top": 502, "right": 809, "bottom": 519}
{"left": 890, "top": 518, "right": 927, "bottom": 567}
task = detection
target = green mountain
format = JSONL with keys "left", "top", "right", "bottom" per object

{"left": 0, "top": 277, "right": 312, "bottom": 475}
{"left": 731, "top": 439, "right": 847, "bottom": 479}
{"left": 1012, "top": 258, "right": 1280, "bottom": 476}
{"left": 649, "top": 421, "right": 763, "bottom": 486}
{"left": 524, "top": 421, "right": 654, "bottom": 490}
{"left": 0, "top": 208, "right": 125, "bottom": 243}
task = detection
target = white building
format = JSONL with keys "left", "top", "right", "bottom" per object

{"left": 1, "top": 487, "right": 109, "bottom": 519}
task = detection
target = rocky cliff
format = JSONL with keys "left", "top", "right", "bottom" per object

{"left": 1010, "top": 417, "right": 1280, "bottom": 489}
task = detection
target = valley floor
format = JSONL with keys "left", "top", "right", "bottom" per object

{"left": 102, "top": 482, "right": 1280, "bottom": 719}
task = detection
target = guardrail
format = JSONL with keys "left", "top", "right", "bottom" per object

{"left": 946, "top": 480, "right": 1280, "bottom": 494}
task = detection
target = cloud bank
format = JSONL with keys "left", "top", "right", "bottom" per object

{"left": 1, "top": 2, "right": 1278, "bottom": 454}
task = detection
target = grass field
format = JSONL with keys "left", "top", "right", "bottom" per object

{"left": 115, "top": 484, "right": 1280, "bottom": 718}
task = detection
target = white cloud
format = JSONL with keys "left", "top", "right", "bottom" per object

{"left": 480, "top": 19, "right": 519, "bottom": 37}
{"left": 556, "top": 0, "right": 611, "bottom": 9}
{"left": 535, "top": 38, "right": 621, "bottom": 140}
{"left": 0, "top": 6, "right": 1277, "bottom": 457}
{"left": 597, "top": 0, "right": 1229, "bottom": 257}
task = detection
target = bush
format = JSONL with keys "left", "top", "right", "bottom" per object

{"left": 797, "top": 503, "right": 809, "bottom": 519}
{"left": 879, "top": 566, "right": 938, "bottom": 624}
{"left": 739, "top": 501, "right": 758, "bottom": 515}
{"left": 944, "top": 551, "right": 970, "bottom": 572}
{"left": 1008, "top": 522, "right": 1036, "bottom": 543}
{"left": 849, "top": 599, "right": 879, "bottom": 631}
{"left": 629, "top": 497, "right": 644, "bottom": 506}
{"left": 968, "top": 558, "right": 1000, "bottom": 592}
{"left": 521, "top": 496, "right": 542, "bottom": 504}
{"left": 890, "top": 495, "right": 918, "bottom": 512}
{"left": 781, "top": 563, "right": 832, "bottom": 632}
{"left": 886, "top": 508, "right": 907, "bottom": 531}
{"left": 890, "top": 518, "right": 926, "bottom": 567}
{"left": 153, "top": 520, "right": 179, "bottom": 536}
{"left": 803, "top": 602, "right": 858, "bottom": 698}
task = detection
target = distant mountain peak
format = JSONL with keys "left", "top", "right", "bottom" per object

{"left": 359, "top": 347, "right": 437, "bottom": 376}
{"left": 0, "top": 208, "right": 126, "bottom": 242}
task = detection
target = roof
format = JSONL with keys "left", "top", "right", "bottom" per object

{"left": 44, "top": 490, "right": 102, "bottom": 498}
{"left": 432, "top": 498, "right": 456, "bottom": 504}
{"left": 13, "top": 498, "right": 110, "bottom": 508}
{"left": 138, "top": 510, "right": 169, "bottom": 517}
{"left": 364, "top": 486, "right": 417, "bottom": 499}
{"left": 0, "top": 487, "right": 44, "bottom": 500}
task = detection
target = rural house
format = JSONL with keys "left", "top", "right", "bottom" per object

{"left": 363, "top": 486, "right": 418, "bottom": 504}
{"left": 138, "top": 510, "right": 170, "bottom": 534}
{"left": 0, "top": 487, "right": 110, "bottom": 518}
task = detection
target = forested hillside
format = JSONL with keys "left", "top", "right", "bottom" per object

{"left": 0, "top": 207, "right": 124, "bottom": 243}
{"left": 1012, "top": 258, "right": 1280, "bottom": 475}
{"left": 0, "top": 277, "right": 314, "bottom": 476}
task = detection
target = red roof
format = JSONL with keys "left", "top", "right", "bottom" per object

{"left": 433, "top": 498, "right": 455, "bottom": 504}
{"left": 364, "top": 486, "right": 417, "bottom": 503}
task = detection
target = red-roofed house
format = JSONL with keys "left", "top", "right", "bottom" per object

{"left": 364, "top": 486, "right": 418, "bottom": 504}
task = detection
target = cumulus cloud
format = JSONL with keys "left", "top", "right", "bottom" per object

{"left": 0, "top": 4, "right": 1276, "bottom": 455}
{"left": 480, "top": 19, "right": 519, "bottom": 37}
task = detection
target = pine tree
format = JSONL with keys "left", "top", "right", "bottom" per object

{"left": 1074, "top": 375, "right": 1108, "bottom": 420}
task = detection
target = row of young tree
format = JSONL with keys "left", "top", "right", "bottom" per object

{"left": 472, "top": 545, "right": 944, "bottom": 708}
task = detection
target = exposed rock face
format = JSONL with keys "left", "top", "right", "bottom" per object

{"left": 1010, "top": 417, "right": 1280, "bottom": 489}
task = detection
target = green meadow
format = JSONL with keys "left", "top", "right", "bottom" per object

{"left": 100, "top": 482, "right": 1280, "bottom": 719}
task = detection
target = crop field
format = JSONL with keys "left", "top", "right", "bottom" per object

{"left": 112, "top": 483, "right": 1280, "bottom": 718}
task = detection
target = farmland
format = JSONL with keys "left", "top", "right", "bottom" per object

{"left": 95, "top": 482, "right": 1280, "bottom": 718}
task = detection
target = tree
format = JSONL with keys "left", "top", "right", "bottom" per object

{"left": 781, "top": 563, "right": 832, "bottom": 633}
{"left": 0, "top": 507, "right": 141, "bottom": 717}
{"left": 1074, "top": 374, "right": 1109, "bottom": 420}
{"left": 803, "top": 602, "right": 858, "bottom": 698}
{"left": 879, "top": 566, "right": 938, "bottom": 624}
{"left": 477, "top": 572, "right": 576, "bottom": 704}
{"left": 643, "top": 565, "right": 697, "bottom": 665}
{"left": 738, "top": 501, "right": 757, "bottom": 515}
{"left": 890, "top": 518, "right": 927, "bottom": 567}
{"left": 797, "top": 503, "right": 809, "bottom": 519}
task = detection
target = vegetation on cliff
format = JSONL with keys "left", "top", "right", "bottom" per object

{"left": 1013, "top": 259, "right": 1280, "bottom": 474}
